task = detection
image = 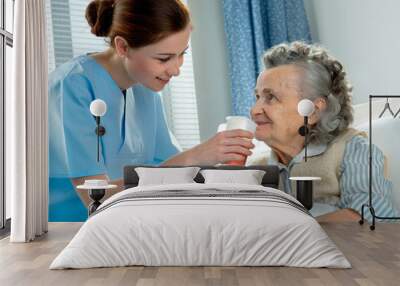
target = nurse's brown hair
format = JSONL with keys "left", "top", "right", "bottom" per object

{"left": 85, "top": 0, "right": 191, "bottom": 48}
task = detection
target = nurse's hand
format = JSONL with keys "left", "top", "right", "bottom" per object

{"left": 166, "top": 129, "right": 255, "bottom": 166}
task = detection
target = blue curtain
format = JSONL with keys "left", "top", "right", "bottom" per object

{"left": 223, "top": 0, "right": 312, "bottom": 116}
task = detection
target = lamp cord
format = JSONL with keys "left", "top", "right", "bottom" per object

{"left": 304, "top": 116, "right": 308, "bottom": 162}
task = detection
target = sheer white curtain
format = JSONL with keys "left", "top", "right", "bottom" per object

{"left": 7, "top": 0, "right": 48, "bottom": 242}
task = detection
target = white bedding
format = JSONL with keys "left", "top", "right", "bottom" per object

{"left": 50, "top": 183, "right": 351, "bottom": 269}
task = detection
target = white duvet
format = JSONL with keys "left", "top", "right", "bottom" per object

{"left": 50, "top": 183, "right": 351, "bottom": 269}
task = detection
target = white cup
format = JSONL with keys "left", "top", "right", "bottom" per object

{"left": 224, "top": 116, "right": 256, "bottom": 165}
{"left": 225, "top": 116, "right": 257, "bottom": 133}
{"left": 84, "top": 179, "right": 108, "bottom": 188}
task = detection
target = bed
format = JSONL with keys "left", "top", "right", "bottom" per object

{"left": 50, "top": 165, "right": 350, "bottom": 269}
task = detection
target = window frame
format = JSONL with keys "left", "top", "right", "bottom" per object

{"left": 0, "top": 0, "right": 14, "bottom": 235}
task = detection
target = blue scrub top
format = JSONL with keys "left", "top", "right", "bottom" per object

{"left": 48, "top": 54, "right": 179, "bottom": 221}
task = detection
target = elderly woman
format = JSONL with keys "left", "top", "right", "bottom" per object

{"left": 248, "top": 41, "right": 398, "bottom": 221}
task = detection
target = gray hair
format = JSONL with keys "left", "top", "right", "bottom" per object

{"left": 262, "top": 41, "right": 353, "bottom": 145}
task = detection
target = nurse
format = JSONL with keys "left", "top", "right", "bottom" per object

{"left": 48, "top": 0, "right": 254, "bottom": 221}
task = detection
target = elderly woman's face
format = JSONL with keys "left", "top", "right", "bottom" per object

{"left": 251, "top": 65, "right": 305, "bottom": 148}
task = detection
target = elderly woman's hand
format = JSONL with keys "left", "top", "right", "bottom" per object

{"left": 186, "top": 129, "right": 255, "bottom": 165}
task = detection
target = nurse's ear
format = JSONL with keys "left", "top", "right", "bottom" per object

{"left": 114, "top": 36, "right": 130, "bottom": 58}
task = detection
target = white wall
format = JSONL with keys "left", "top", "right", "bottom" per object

{"left": 304, "top": 0, "right": 400, "bottom": 104}
{"left": 187, "top": 0, "right": 232, "bottom": 141}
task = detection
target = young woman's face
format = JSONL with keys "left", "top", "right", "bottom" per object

{"left": 124, "top": 24, "right": 192, "bottom": 91}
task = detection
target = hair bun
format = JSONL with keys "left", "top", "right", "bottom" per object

{"left": 85, "top": 0, "right": 115, "bottom": 37}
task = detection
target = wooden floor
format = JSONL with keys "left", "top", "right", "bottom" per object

{"left": 0, "top": 222, "right": 399, "bottom": 286}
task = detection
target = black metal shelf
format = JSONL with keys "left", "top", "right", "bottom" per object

{"left": 359, "top": 95, "right": 400, "bottom": 230}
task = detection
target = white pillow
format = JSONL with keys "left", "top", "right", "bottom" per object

{"left": 135, "top": 167, "right": 200, "bottom": 186}
{"left": 356, "top": 117, "right": 400, "bottom": 208}
{"left": 200, "top": 169, "right": 266, "bottom": 185}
